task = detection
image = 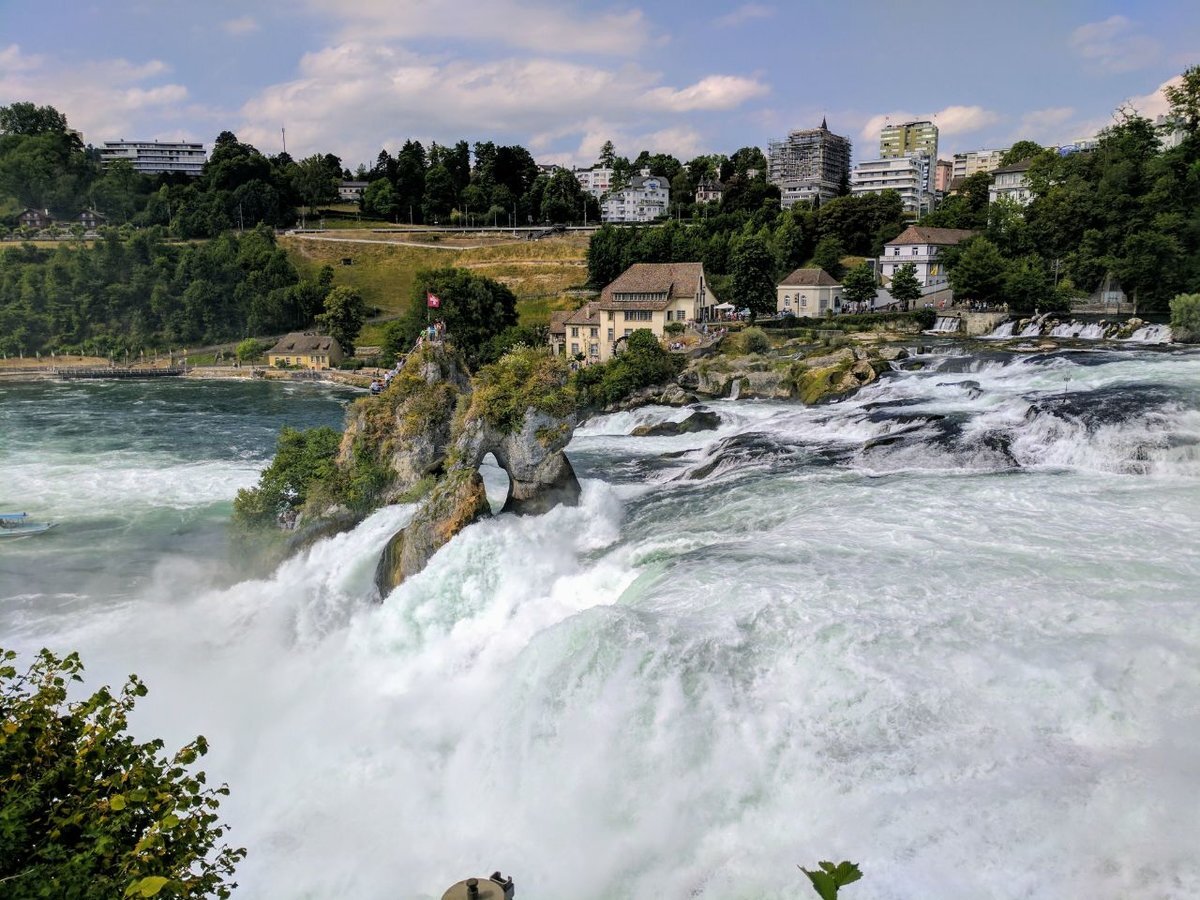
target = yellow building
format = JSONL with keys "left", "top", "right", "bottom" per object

{"left": 596, "top": 263, "right": 719, "bottom": 362}
{"left": 267, "top": 332, "right": 344, "bottom": 370}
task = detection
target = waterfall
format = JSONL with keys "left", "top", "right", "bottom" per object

{"left": 728, "top": 378, "right": 741, "bottom": 400}
{"left": 929, "top": 316, "right": 963, "bottom": 334}
{"left": 1019, "top": 322, "right": 1042, "bottom": 337}
{"left": 983, "top": 321, "right": 1016, "bottom": 340}
{"left": 1123, "top": 324, "right": 1173, "bottom": 344}
{"left": 1078, "top": 323, "right": 1105, "bottom": 339}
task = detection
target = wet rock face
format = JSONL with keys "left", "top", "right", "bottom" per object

{"left": 456, "top": 406, "right": 582, "bottom": 516}
{"left": 630, "top": 408, "right": 721, "bottom": 437}
{"left": 372, "top": 347, "right": 584, "bottom": 596}
{"left": 374, "top": 469, "right": 491, "bottom": 597}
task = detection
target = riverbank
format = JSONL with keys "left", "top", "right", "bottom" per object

{"left": 0, "top": 361, "right": 374, "bottom": 389}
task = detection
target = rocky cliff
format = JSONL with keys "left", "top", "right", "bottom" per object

{"left": 367, "top": 344, "right": 582, "bottom": 597}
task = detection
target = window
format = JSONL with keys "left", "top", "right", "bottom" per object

{"left": 800, "top": 296, "right": 807, "bottom": 308}
{"left": 912, "top": 247, "right": 918, "bottom": 255}
{"left": 607, "top": 311, "right": 614, "bottom": 321}
{"left": 892, "top": 247, "right": 900, "bottom": 256}
{"left": 571, "top": 326, "right": 579, "bottom": 337}
{"left": 623, "top": 328, "right": 633, "bottom": 336}
{"left": 571, "top": 343, "right": 579, "bottom": 354}
{"left": 783, "top": 295, "right": 791, "bottom": 306}
{"left": 607, "top": 328, "right": 614, "bottom": 341}
{"left": 623, "top": 310, "right": 653, "bottom": 321}
{"left": 590, "top": 327, "right": 598, "bottom": 337}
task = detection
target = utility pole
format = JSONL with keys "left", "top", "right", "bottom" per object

{"left": 281, "top": 127, "right": 287, "bottom": 155}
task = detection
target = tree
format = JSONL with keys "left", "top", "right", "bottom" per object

{"left": 0, "top": 102, "right": 69, "bottom": 136}
{"left": 233, "top": 426, "right": 341, "bottom": 526}
{"left": 361, "top": 178, "right": 398, "bottom": 220}
{"left": 402, "top": 268, "right": 519, "bottom": 367}
{"left": 811, "top": 235, "right": 846, "bottom": 279}
{"left": 729, "top": 235, "right": 777, "bottom": 318}
{"left": 1004, "top": 254, "right": 1054, "bottom": 313}
{"left": 421, "top": 165, "right": 457, "bottom": 223}
{"left": 888, "top": 262, "right": 922, "bottom": 307}
{"left": 598, "top": 140, "right": 617, "bottom": 168}
{"left": 1001, "top": 141, "right": 1044, "bottom": 166}
{"left": 539, "top": 168, "right": 588, "bottom": 224}
{"left": 235, "top": 338, "right": 265, "bottom": 361}
{"left": 0, "top": 647, "right": 245, "bottom": 899}
{"left": 292, "top": 154, "right": 339, "bottom": 214}
{"left": 948, "top": 237, "right": 1008, "bottom": 304}
{"left": 841, "top": 263, "right": 878, "bottom": 308}
{"left": 1169, "top": 292, "right": 1200, "bottom": 342}
{"left": 315, "top": 285, "right": 367, "bottom": 355}
{"left": 1163, "top": 64, "right": 1200, "bottom": 137}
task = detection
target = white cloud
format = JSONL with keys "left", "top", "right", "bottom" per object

{"left": 644, "top": 74, "right": 768, "bottom": 112}
{"left": 1125, "top": 73, "right": 1183, "bottom": 120}
{"left": 223, "top": 16, "right": 260, "bottom": 37}
{"left": 859, "top": 105, "right": 1002, "bottom": 144}
{"left": 238, "top": 41, "right": 767, "bottom": 164}
{"left": 304, "top": 0, "right": 651, "bottom": 56}
{"left": 0, "top": 45, "right": 195, "bottom": 142}
{"left": 1068, "top": 15, "right": 1160, "bottom": 74}
{"left": 714, "top": 4, "right": 774, "bottom": 28}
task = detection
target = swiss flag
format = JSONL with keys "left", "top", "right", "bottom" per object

{"left": 426, "top": 292, "right": 442, "bottom": 309}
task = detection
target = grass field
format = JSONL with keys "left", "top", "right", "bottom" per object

{"left": 282, "top": 231, "right": 593, "bottom": 346}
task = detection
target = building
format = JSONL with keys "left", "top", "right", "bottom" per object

{"left": 267, "top": 333, "right": 344, "bottom": 370}
{"left": 16, "top": 208, "right": 53, "bottom": 230}
{"left": 338, "top": 181, "right": 368, "bottom": 202}
{"left": 1155, "top": 115, "right": 1186, "bottom": 151}
{"left": 768, "top": 119, "right": 852, "bottom": 208}
{"left": 879, "top": 226, "right": 977, "bottom": 288}
{"left": 596, "top": 263, "right": 719, "bottom": 361}
{"left": 601, "top": 172, "right": 669, "bottom": 223}
{"left": 951, "top": 149, "right": 1007, "bottom": 181}
{"left": 776, "top": 268, "right": 842, "bottom": 316}
{"left": 537, "top": 163, "right": 564, "bottom": 179}
{"left": 695, "top": 179, "right": 725, "bottom": 204}
{"left": 99, "top": 140, "right": 207, "bottom": 177}
{"left": 850, "top": 156, "right": 931, "bottom": 215}
{"left": 77, "top": 210, "right": 106, "bottom": 229}
{"left": 552, "top": 302, "right": 602, "bottom": 362}
{"left": 880, "top": 120, "right": 939, "bottom": 160}
{"left": 573, "top": 165, "right": 614, "bottom": 198}
{"left": 988, "top": 159, "right": 1034, "bottom": 206}
{"left": 934, "top": 159, "right": 954, "bottom": 193}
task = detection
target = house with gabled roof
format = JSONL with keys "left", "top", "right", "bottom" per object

{"left": 267, "top": 332, "right": 344, "bottom": 370}
{"left": 879, "top": 225, "right": 977, "bottom": 288}
{"left": 553, "top": 301, "right": 602, "bottom": 362}
{"left": 596, "top": 262, "right": 718, "bottom": 361}
{"left": 776, "top": 268, "right": 842, "bottom": 316}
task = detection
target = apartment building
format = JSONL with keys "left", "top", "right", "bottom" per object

{"left": 767, "top": 119, "right": 852, "bottom": 208}
{"left": 850, "top": 156, "right": 931, "bottom": 215}
{"left": 600, "top": 172, "right": 669, "bottom": 223}
{"left": 100, "top": 140, "right": 207, "bottom": 177}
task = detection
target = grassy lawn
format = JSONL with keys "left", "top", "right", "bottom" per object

{"left": 282, "top": 232, "right": 593, "bottom": 334}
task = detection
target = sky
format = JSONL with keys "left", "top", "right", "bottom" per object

{"left": 1, "top": 0, "right": 1198, "bottom": 170}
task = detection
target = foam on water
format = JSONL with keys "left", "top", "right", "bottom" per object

{"left": 2, "top": 353, "right": 1200, "bottom": 898}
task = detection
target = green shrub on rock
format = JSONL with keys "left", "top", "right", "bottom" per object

{"left": 1169, "top": 292, "right": 1200, "bottom": 342}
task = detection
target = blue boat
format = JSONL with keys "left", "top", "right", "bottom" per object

{"left": 0, "top": 512, "right": 57, "bottom": 537}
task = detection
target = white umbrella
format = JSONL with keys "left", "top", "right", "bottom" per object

{"left": 713, "top": 302, "right": 735, "bottom": 310}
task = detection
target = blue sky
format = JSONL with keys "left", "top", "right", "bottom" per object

{"left": 2, "top": 0, "right": 1197, "bottom": 168}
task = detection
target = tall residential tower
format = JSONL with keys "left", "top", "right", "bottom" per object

{"left": 768, "top": 119, "right": 852, "bottom": 208}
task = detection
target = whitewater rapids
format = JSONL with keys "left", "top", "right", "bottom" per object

{"left": 1, "top": 349, "right": 1199, "bottom": 899}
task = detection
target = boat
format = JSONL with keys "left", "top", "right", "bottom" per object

{"left": 0, "top": 512, "right": 57, "bottom": 538}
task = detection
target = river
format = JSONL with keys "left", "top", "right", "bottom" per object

{"left": 1, "top": 347, "right": 1198, "bottom": 899}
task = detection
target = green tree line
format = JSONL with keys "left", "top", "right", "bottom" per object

{"left": 0, "top": 225, "right": 332, "bottom": 356}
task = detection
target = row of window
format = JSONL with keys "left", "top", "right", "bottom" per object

{"left": 569, "top": 326, "right": 599, "bottom": 338}
{"left": 890, "top": 246, "right": 936, "bottom": 256}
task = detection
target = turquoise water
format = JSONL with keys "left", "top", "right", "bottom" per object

{"left": 1, "top": 350, "right": 1199, "bottom": 899}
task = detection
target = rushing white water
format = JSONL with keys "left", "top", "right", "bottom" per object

{"left": 928, "top": 316, "right": 962, "bottom": 333}
{"left": 1124, "top": 323, "right": 1173, "bottom": 344}
{"left": 983, "top": 321, "right": 1016, "bottom": 340}
{"left": 989, "top": 319, "right": 1171, "bottom": 344}
{"left": 3, "top": 353, "right": 1200, "bottom": 899}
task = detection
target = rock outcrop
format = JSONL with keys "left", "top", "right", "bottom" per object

{"left": 370, "top": 344, "right": 582, "bottom": 596}
{"left": 630, "top": 408, "right": 721, "bottom": 437}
